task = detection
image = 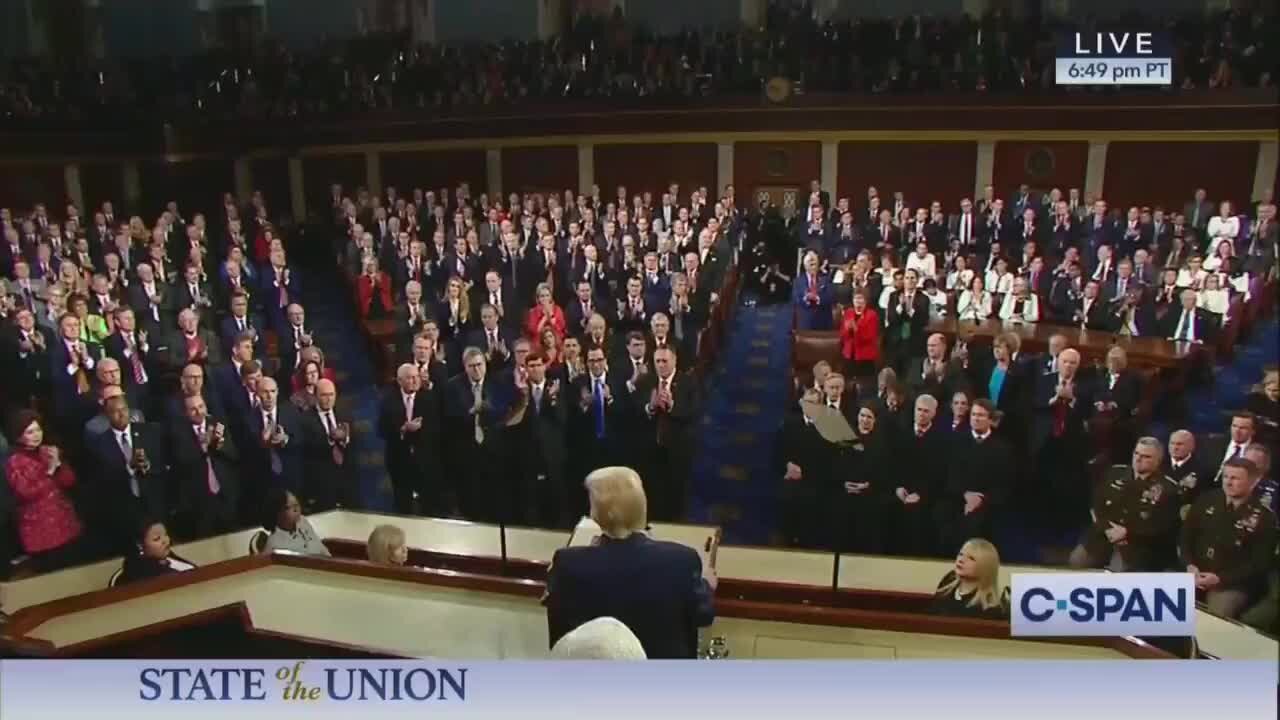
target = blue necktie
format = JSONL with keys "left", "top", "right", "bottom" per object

{"left": 593, "top": 380, "right": 606, "bottom": 439}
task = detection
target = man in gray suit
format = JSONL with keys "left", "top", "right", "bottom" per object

{"left": 2, "top": 260, "right": 47, "bottom": 317}
{"left": 1183, "top": 188, "right": 1214, "bottom": 232}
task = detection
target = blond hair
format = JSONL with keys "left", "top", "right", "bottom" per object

{"left": 586, "top": 466, "right": 647, "bottom": 538}
{"left": 938, "top": 538, "right": 1007, "bottom": 611}
{"left": 367, "top": 524, "right": 407, "bottom": 565}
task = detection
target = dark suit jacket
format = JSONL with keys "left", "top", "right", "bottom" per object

{"left": 1093, "top": 369, "right": 1142, "bottom": 418}
{"left": 244, "top": 403, "right": 305, "bottom": 494}
{"left": 165, "top": 329, "right": 223, "bottom": 372}
{"left": 629, "top": 372, "right": 701, "bottom": 451}
{"left": 1158, "top": 306, "right": 1218, "bottom": 344}
{"left": 545, "top": 533, "right": 714, "bottom": 658}
{"left": 88, "top": 422, "right": 169, "bottom": 547}
{"left": 169, "top": 416, "right": 240, "bottom": 515}
{"left": 378, "top": 387, "right": 444, "bottom": 479}
{"left": 885, "top": 290, "right": 932, "bottom": 354}
{"left": 1031, "top": 372, "right": 1095, "bottom": 454}
{"left": 48, "top": 337, "right": 105, "bottom": 414}
{"left": 220, "top": 314, "right": 267, "bottom": 359}
{"left": 792, "top": 272, "right": 835, "bottom": 331}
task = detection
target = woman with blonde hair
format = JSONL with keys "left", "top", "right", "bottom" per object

{"left": 931, "top": 538, "right": 1010, "bottom": 619}
{"left": 367, "top": 524, "right": 408, "bottom": 565}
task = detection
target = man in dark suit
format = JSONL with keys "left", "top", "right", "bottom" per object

{"left": 48, "top": 313, "right": 104, "bottom": 421}
{"left": 464, "top": 304, "right": 518, "bottom": 372}
{"left": 1072, "top": 280, "right": 1112, "bottom": 331}
{"left": 544, "top": 466, "right": 715, "bottom": 659}
{"left": 128, "top": 262, "right": 171, "bottom": 336}
{"left": 890, "top": 394, "right": 947, "bottom": 556}
{"left": 793, "top": 251, "right": 834, "bottom": 331}
{"left": 103, "top": 307, "right": 155, "bottom": 414}
{"left": 905, "top": 333, "right": 965, "bottom": 404}
{"left": 302, "top": 379, "right": 357, "bottom": 512}
{"left": 627, "top": 347, "right": 700, "bottom": 522}
{"left": 87, "top": 396, "right": 169, "bottom": 554}
{"left": 379, "top": 363, "right": 445, "bottom": 516}
{"left": 508, "top": 352, "right": 569, "bottom": 526}
{"left": 1183, "top": 188, "right": 1214, "bottom": 232}
{"left": 935, "top": 400, "right": 1013, "bottom": 554}
{"left": 244, "top": 376, "right": 304, "bottom": 508}
{"left": 567, "top": 346, "right": 628, "bottom": 502}
{"left": 170, "top": 393, "right": 239, "bottom": 538}
{"left": 172, "top": 261, "right": 217, "bottom": 326}
{"left": 445, "top": 347, "right": 516, "bottom": 522}
{"left": 167, "top": 362, "right": 226, "bottom": 424}
{"left": 886, "top": 269, "right": 932, "bottom": 371}
{"left": 1031, "top": 348, "right": 1095, "bottom": 531}
{"left": 1160, "top": 289, "right": 1217, "bottom": 345}
{"left": 220, "top": 292, "right": 267, "bottom": 361}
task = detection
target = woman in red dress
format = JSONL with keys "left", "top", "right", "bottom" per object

{"left": 356, "top": 258, "right": 394, "bottom": 320}
{"left": 839, "top": 290, "right": 880, "bottom": 380}
{"left": 5, "top": 411, "right": 86, "bottom": 572}
{"left": 524, "top": 282, "right": 567, "bottom": 344}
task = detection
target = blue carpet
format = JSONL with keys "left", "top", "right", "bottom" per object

{"left": 688, "top": 298, "right": 794, "bottom": 545}
{"left": 1183, "top": 316, "right": 1277, "bottom": 435}
{"left": 297, "top": 272, "right": 392, "bottom": 510}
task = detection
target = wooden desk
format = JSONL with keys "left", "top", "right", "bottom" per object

{"left": 928, "top": 318, "right": 1207, "bottom": 369}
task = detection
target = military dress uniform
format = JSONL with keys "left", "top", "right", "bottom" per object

{"left": 1079, "top": 465, "right": 1180, "bottom": 571}
{"left": 1179, "top": 489, "right": 1278, "bottom": 614}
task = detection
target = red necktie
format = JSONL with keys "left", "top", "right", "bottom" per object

{"left": 127, "top": 334, "right": 145, "bottom": 384}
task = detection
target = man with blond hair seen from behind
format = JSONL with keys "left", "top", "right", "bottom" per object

{"left": 544, "top": 466, "right": 716, "bottom": 658}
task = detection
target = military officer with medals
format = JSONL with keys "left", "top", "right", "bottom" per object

{"left": 1179, "top": 457, "right": 1278, "bottom": 618}
{"left": 1069, "top": 437, "right": 1180, "bottom": 571}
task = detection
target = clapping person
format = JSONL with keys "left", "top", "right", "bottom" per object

{"left": 838, "top": 290, "right": 880, "bottom": 380}
{"left": 380, "top": 363, "right": 443, "bottom": 516}
{"left": 956, "top": 275, "right": 993, "bottom": 322}
{"left": 248, "top": 377, "right": 304, "bottom": 505}
{"left": 302, "top": 379, "right": 356, "bottom": 512}
{"left": 4, "top": 411, "right": 88, "bottom": 571}
{"left": 88, "top": 396, "right": 169, "bottom": 554}
{"left": 998, "top": 276, "right": 1041, "bottom": 322}
{"left": 356, "top": 258, "right": 394, "bottom": 320}
{"left": 171, "top": 393, "right": 239, "bottom": 538}
{"left": 525, "top": 283, "right": 567, "bottom": 345}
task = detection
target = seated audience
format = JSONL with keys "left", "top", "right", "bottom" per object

{"left": 1180, "top": 458, "right": 1276, "bottom": 617}
{"left": 931, "top": 538, "right": 1010, "bottom": 620}
{"left": 117, "top": 518, "right": 197, "bottom": 585}
{"left": 261, "top": 488, "right": 331, "bottom": 556}
{"left": 367, "top": 523, "right": 409, "bottom": 566}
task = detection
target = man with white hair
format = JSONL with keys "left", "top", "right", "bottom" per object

{"left": 1164, "top": 429, "right": 1204, "bottom": 503}
{"left": 1032, "top": 347, "right": 1095, "bottom": 531}
{"left": 544, "top": 466, "right": 715, "bottom": 658}
{"left": 550, "top": 617, "right": 646, "bottom": 660}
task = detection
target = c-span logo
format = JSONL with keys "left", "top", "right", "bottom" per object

{"left": 1011, "top": 573, "right": 1195, "bottom": 637}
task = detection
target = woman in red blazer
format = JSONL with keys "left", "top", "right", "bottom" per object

{"left": 5, "top": 411, "right": 87, "bottom": 572}
{"left": 839, "top": 290, "right": 880, "bottom": 379}
{"left": 356, "top": 258, "right": 394, "bottom": 319}
{"left": 524, "top": 282, "right": 567, "bottom": 344}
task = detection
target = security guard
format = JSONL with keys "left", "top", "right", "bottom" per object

{"left": 1179, "top": 457, "right": 1278, "bottom": 618}
{"left": 1069, "top": 437, "right": 1180, "bottom": 571}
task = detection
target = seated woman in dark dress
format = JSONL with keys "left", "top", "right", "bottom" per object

{"left": 930, "top": 538, "right": 1010, "bottom": 620}
{"left": 118, "top": 518, "right": 198, "bottom": 586}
